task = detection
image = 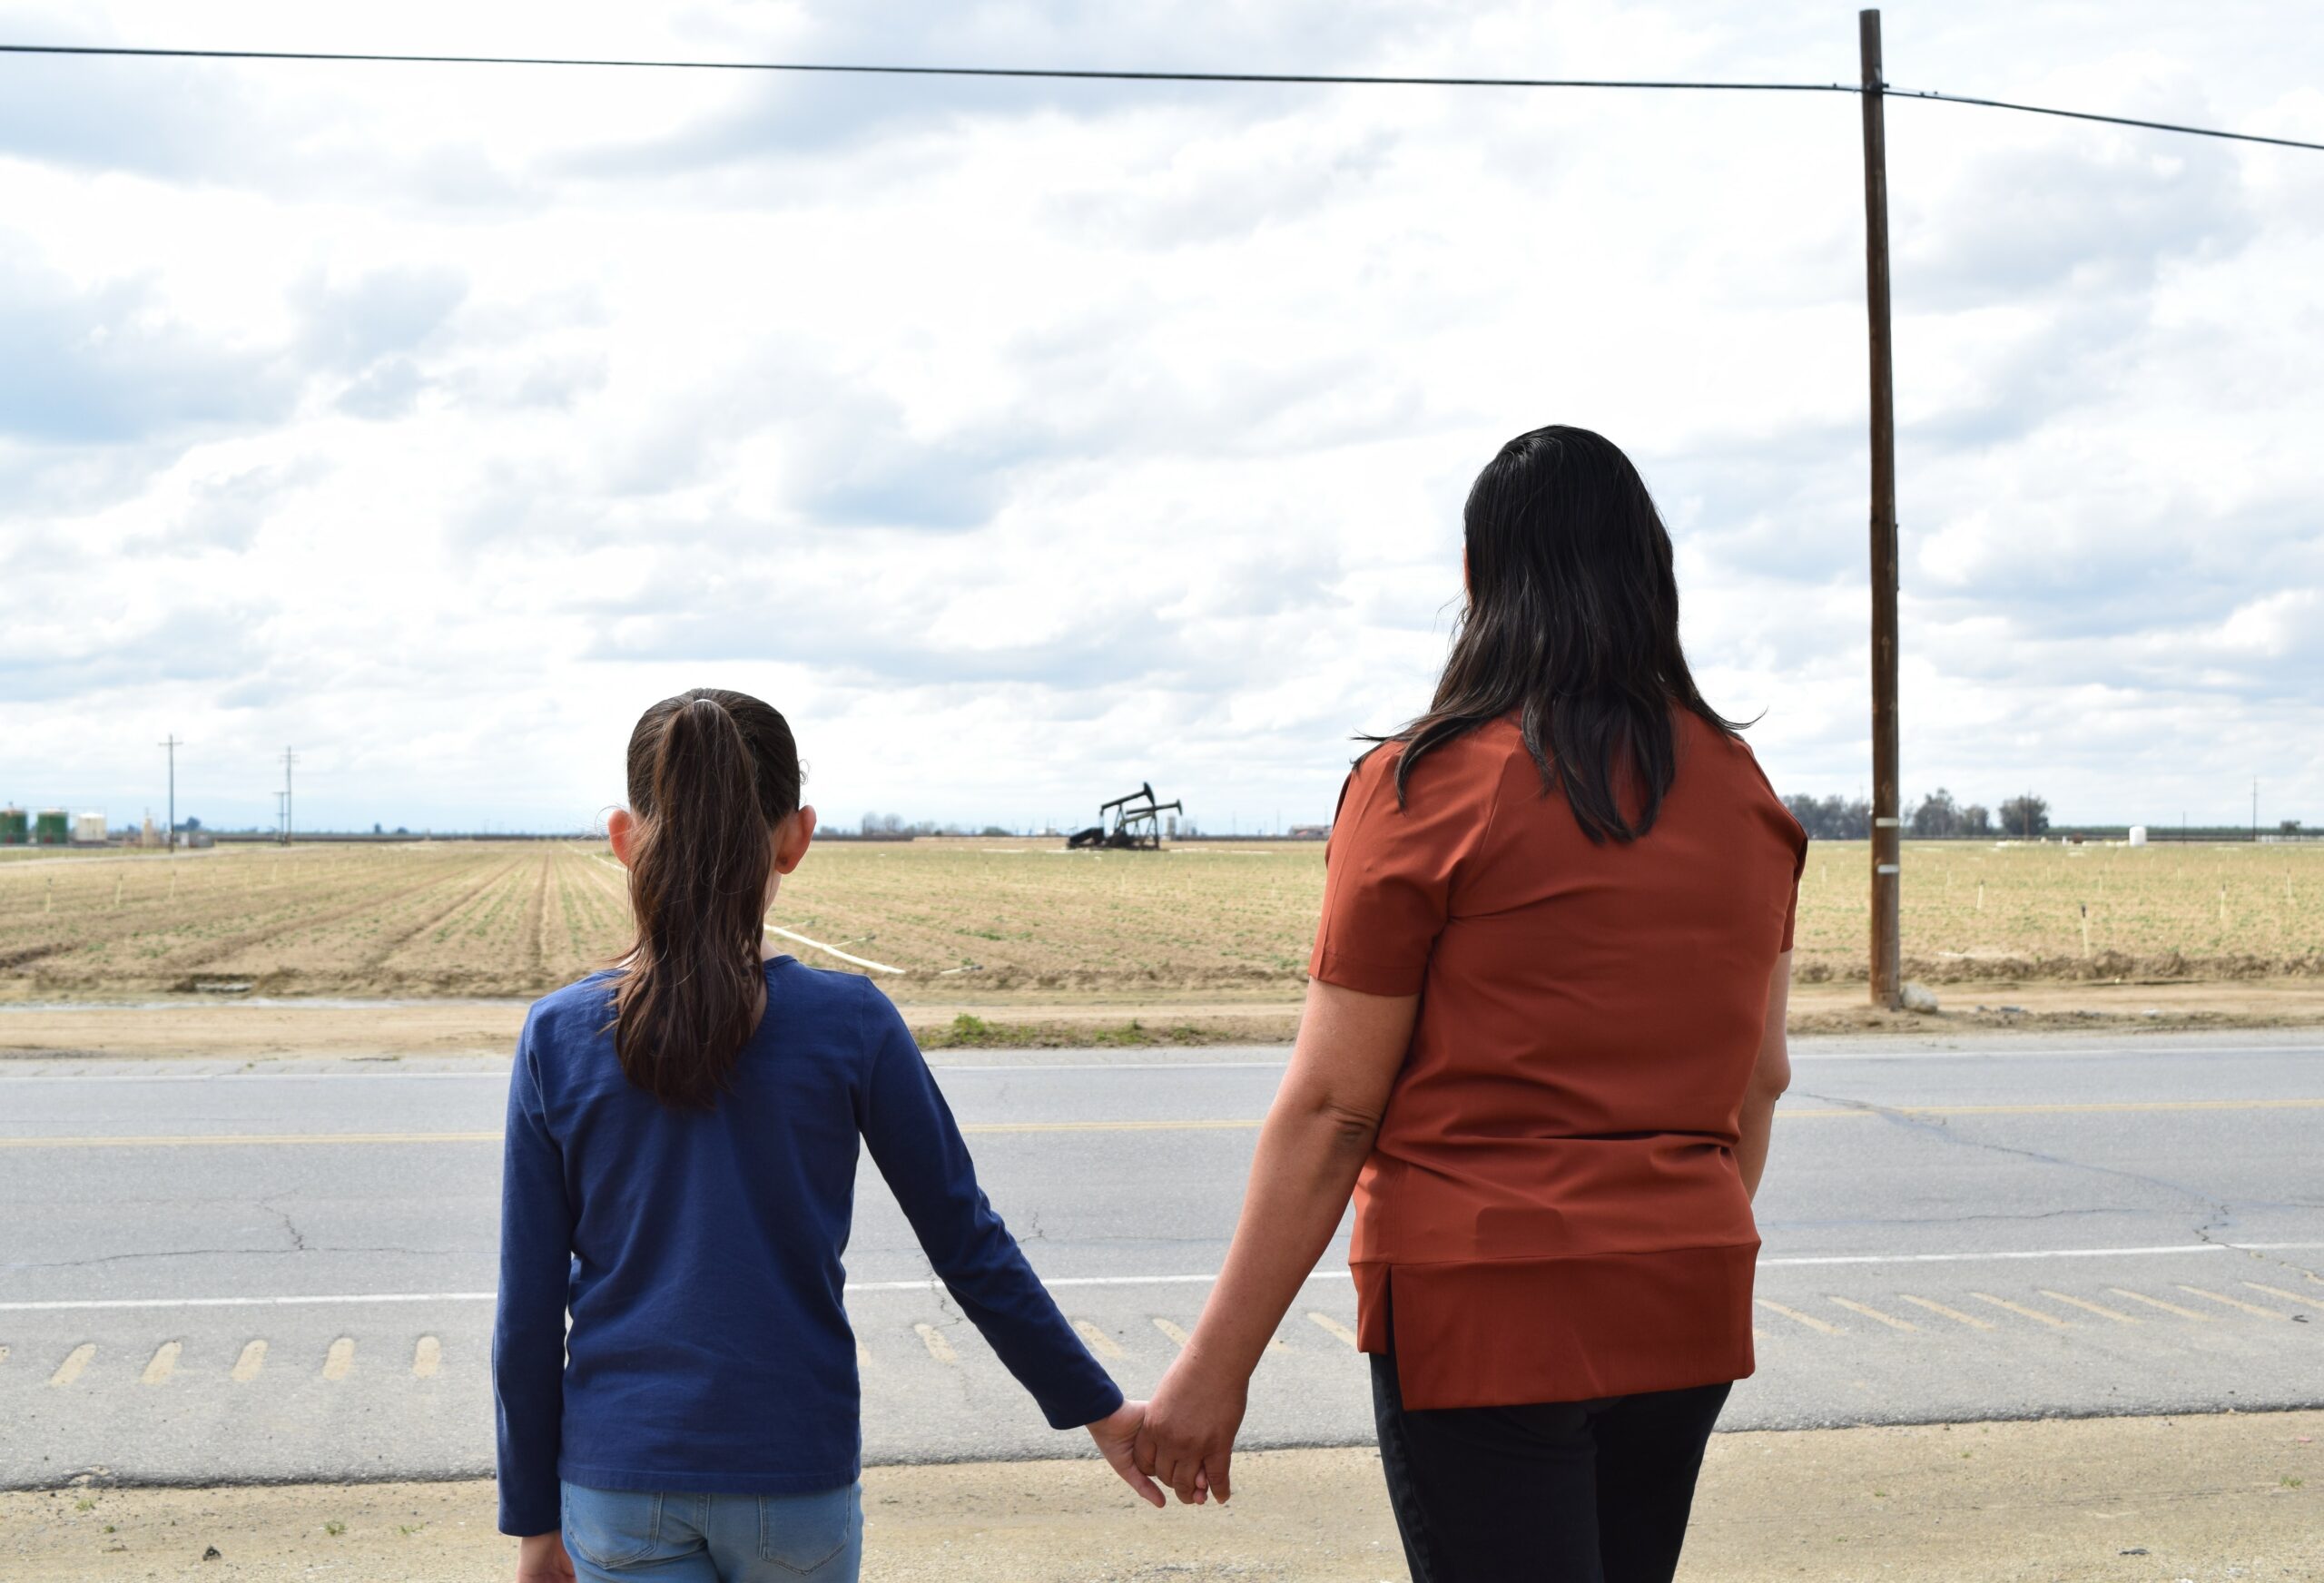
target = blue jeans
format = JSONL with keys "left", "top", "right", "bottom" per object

{"left": 560, "top": 1482, "right": 862, "bottom": 1581}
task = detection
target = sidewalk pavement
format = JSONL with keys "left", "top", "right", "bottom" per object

{"left": 8, "top": 1411, "right": 2318, "bottom": 1581}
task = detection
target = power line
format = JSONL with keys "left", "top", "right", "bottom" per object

{"left": 1888, "top": 86, "right": 2324, "bottom": 153}
{"left": 0, "top": 44, "right": 1856, "bottom": 94}
{"left": 1, "top": 40, "right": 2318, "bottom": 153}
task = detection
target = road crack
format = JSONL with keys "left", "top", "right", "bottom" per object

{"left": 1793, "top": 1088, "right": 2324, "bottom": 1283}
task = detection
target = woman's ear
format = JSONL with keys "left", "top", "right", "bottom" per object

{"left": 606, "top": 808, "right": 638, "bottom": 869}
{"left": 773, "top": 805, "right": 817, "bottom": 875}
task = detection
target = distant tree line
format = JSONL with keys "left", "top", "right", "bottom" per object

{"left": 855, "top": 812, "right": 1025, "bottom": 838}
{"left": 1785, "top": 790, "right": 2051, "bottom": 840}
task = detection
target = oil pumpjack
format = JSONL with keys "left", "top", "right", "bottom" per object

{"left": 1065, "top": 782, "right": 1184, "bottom": 850}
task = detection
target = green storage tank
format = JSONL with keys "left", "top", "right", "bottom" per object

{"left": 0, "top": 807, "right": 25, "bottom": 845}
{"left": 34, "top": 809, "right": 69, "bottom": 846}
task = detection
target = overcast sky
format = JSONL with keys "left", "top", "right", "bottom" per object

{"left": 3, "top": 2, "right": 2319, "bottom": 835}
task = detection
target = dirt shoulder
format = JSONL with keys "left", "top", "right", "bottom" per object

{"left": 5, "top": 978, "right": 2324, "bottom": 1060}
{"left": 10, "top": 1411, "right": 2318, "bottom": 1581}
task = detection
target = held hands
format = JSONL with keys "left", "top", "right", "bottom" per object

{"left": 515, "top": 1530, "right": 575, "bottom": 1582}
{"left": 1133, "top": 1354, "right": 1248, "bottom": 1506}
{"left": 1088, "top": 1399, "right": 1167, "bottom": 1508}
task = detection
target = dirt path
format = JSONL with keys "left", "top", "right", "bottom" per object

{"left": 5, "top": 978, "right": 2324, "bottom": 1060}
{"left": 8, "top": 1411, "right": 2316, "bottom": 1581}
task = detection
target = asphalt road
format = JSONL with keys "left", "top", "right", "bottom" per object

{"left": 2, "top": 1030, "right": 2319, "bottom": 1488}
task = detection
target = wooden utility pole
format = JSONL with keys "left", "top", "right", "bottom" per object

{"left": 1860, "top": 9, "right": 1903, "bottom": 1008}
{"left": 158, "top": 733, "right": 182, "bottom": 854}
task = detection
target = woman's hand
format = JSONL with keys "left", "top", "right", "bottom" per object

{"left": 1087, "top": 1399, "right": 1167, "bottom": 1508}
{"left": 1136, "top": 1355, "right": 1250, "bottom": 1505}
{"left": 516, "top": 1530, "right": 575, "bottom": 1582}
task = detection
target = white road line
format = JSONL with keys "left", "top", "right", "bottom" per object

{"left": 930, "top": 1061, "right": 1292, "bottom": 1073}
{"left": 0, "top": 1059, "right": 1291, "bottom": 1080}
{"left": 1759, "top": 1244, "right": 2234, "bottom": 1268}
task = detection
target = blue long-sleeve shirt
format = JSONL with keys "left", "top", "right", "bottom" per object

{"left": 492, "top": 956, "right": 1122, "bottom": 1536}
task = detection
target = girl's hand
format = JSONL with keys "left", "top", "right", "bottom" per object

{"left": 1087, "top": 1399, "right": 1167, "bottom": 1508}
{"left": 516, "top": 1530, "right": 576, "bottom": 1581}
{"left": 1136, "top": 1357, "right": 1248, "bottom": 1506}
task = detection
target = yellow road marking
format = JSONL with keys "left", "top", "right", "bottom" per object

{"left": 1898, "top": 1295, "right": 1994, "bottom": 1330}
{"left": 2108, "top": 1288, "right": 2211, "bottom": 1321}
{"left": 1307, "top": 1312, "right": 1359, "bottom": 1349}
{"left": 960, "top": 1120, "right": 1263, "bottom": 1135}
{"left": 412, "top": 1336, "right": 441, "bottom": 1379}
{"left": 914, "top": 1322, "right": 958, "bottom": 1364}
{"left": 140, "top": 1341, "right": 181, "bottom": 1384}
{"left": 49, "top": 1342, "right": 94, "bottom": 1386}
{"left": 856, "top": 1341, "right": 872, "bottom": 1369}
{"left": 1152, "top": 1315, "right": 1285, "bottom": 1353}
{"left": 1755, "top": 1299, "right": 1844, "bottom": 1334}
{"left": 0, "top": 1132, "right": 504, "bottom": 1149}
{"left": 2039, "top": 1290, "right": 2138, "bottom": 1324}
{"left": 1827, "top": 1297, "right": 1916, "bottom": 1332}
{"left": 2242, "top": 1282, "right": 2317, "bottom": 1308}
{"left": 0, "top": 1344, "right": 9, "bottom": 1364}
{"left": 1073, "top": 1319, "right": 1127, "bottom": 1361}
{"left": 2174, "top": 1284, "right": 2291, "bottom": 1320}
{"left": 1970, "top": 1293, "right": 2073, "bottom": 1329}
{"left": 1751, "top": 1326, "right": 1771, "bottom": 1342}
{"left": 323, "top": 1336, "right": 355, "bottom": 1380}
{"left": 232, "top": 1340, "right": 267, "bottom": 1381}
{"left": 5, "top": 1097, "right": 2322, "bottom": 1150}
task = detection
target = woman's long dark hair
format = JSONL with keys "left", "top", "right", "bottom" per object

{"left": 612, "top": 688, "right": 803, "bottom": 1107}
{"left": 1378, "top": 425, "right": 1741, "bottom": 843}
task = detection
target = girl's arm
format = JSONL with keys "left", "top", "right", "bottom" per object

{"left": 1134, "top": 978, "right": 1417, "bottom": 1505}
{"left": 857, "top": 998, "right": 1161, "bottom": 1506}
{"left": 492, "top": 1018, "right": 575, "bottom": 1539}
{"left": 1736, "top": 951, "right": 1793, "bottom": 1199}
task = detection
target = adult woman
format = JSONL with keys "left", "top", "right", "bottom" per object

{"left": 1137, "top": 427, "right": 1806, "bottom": 1581}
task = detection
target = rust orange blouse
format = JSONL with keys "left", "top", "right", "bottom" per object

{"left": 1310, "top": 712, "right": 1806, "bottom": 1411}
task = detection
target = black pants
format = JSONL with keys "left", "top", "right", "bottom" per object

{"left": 1371, "top": 1342, "right": 1730, "bottom": 1583}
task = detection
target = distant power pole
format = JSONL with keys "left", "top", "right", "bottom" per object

{"left": 1859, "top": 8, "right": 1903, "bottom": 1010}
{"left": 2252, "top": 780, "right": 2259, "bottom": 843}
{"left": 157, "top": 734, "right": 182, "bottom": 853}
{"left": 282, "top": 747, "right": 299, "bottom": 845}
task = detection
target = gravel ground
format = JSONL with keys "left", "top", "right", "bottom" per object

{"left": 9, "top": 1411, "right": 2319, "bottom": 1582}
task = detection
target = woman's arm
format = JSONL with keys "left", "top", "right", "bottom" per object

{"left": 1736, "top": 950, "right": 1793, "bottom": 1200}
{"left": 1134, "top": 978, "right": 1417, "bottom": 1505}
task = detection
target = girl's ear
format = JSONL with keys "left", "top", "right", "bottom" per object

{"left": 773, "top": 805, "right": 817, "bottom": 875}
{"left": 607, "top": 808, "right": 638, "bottom": 869}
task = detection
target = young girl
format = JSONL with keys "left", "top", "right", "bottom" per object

{"left": 495, "top": 688, "right": 1159, "bottom": 1583}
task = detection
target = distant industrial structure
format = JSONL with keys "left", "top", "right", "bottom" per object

{"left": 1067, "top": 783, "right": 1185, "bottom": 851}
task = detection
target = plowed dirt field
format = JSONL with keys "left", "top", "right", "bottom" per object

{"left": 0, "top": 838, "right": 2316, "bottom": 1002}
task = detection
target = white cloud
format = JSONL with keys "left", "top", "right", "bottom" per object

{"left": 1, "top": 0, "right": 2319, "bottom": 834}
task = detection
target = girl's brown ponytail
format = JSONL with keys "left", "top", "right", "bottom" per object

{"left": 612, "top": 689, "right": 802, "bottom": 1107}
